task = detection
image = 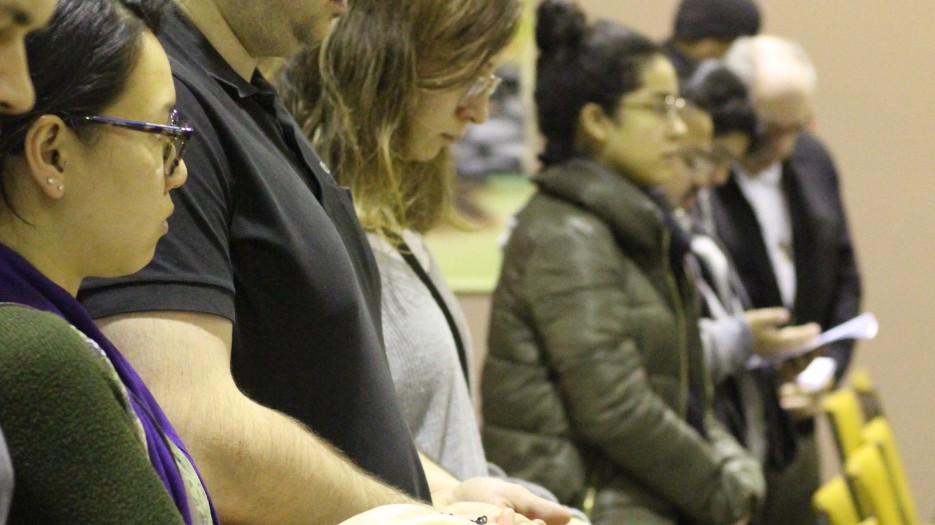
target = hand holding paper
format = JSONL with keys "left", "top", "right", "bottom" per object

{"left": 745, "top": 307, "right": 822, "bottom": 359}
{"left": 759, "top": 312, "right": 878, "bottom": 364}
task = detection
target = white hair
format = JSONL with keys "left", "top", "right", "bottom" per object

{"left": 723, "top": 35, "right": 818, "bottom": 98}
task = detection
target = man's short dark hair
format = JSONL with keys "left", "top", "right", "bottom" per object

{"left": 673, "top": 0, "right": 761, "bottom": 41}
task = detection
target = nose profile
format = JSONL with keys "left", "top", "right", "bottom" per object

{"left": 458, "top": 93, "right": 491, "bottom": 125}
{"left": 667, "top": 113, "right": 688, "bottom": 139}
{"left": 166, "top": 159, "right": 189, "bottom": 191}
{"left": 0, "top": 40, "right": 36, "bottom": 114}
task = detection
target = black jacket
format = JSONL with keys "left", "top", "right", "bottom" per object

{"left": 710, "top": 132, "right": 862, "bottom": 382}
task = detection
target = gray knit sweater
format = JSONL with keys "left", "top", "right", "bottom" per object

{"left": 369, "top": 231, "right": 488, "bottom": 479}
{"left": 370, "top": 232, "right": 590, "bottom": 523}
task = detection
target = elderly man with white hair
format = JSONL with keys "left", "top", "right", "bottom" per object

{"left": 708, "top": 35, "right": 862, "bottom": 525}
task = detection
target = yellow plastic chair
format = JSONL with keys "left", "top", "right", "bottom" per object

{"left": 863, "top": 417, "right": 919, "bottom": 525}
{"left": 845, "top": 443, "right": 905, "bottom": 525}
{"left": 814, "top": 476, "right": 863, "bottom": 525}
{"left": 850, "top": 367, "right": 885, "bottom": 420}
{"left": 824, "top": 388, "right": 867, "bottom": 461}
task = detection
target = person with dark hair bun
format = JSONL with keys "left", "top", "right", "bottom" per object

{"left": 0, "top": 0, "right": 222, "bottom": 523}
{"left": 482, "top": 1, "right": 764, "bottom": 524}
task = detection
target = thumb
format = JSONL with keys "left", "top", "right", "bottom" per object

{"left": 511, "top": 490, "right": 570, "bottom": 525}
{"left": 495, "top": 508, "right": 516, "bottom": 525}
{"left": 528, "top": 501, "right": 570, "bottom": 525}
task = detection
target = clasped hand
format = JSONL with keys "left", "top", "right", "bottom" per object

{"left": 434, "top": 477, "right": 570, "bottom": 525}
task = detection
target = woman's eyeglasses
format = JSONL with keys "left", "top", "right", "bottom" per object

{"left": 64, "top": 109, "right": 194, "bottom": 177}
{"left": 419, "top": 73, "right": 503, "bottom": 109}
{"left": 622, "top": 94, "right": 687, "bottom": 125}
{"left": 458, "top": 74, "right": 502, "bottom": 109}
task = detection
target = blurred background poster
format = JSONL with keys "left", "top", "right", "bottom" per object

{"left": 424, "top": 0, "right": 537, "bottom": 293}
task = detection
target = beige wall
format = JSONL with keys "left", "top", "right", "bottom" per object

{"left": 461, "top": 0, "right": 935, "bottom": 516}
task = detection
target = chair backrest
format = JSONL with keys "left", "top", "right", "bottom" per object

{"left": 863, "top": 417, "right": 918, "bottom": 525}
{"left": 814, "top": 476, "right": 862, "bottom": 525}
{"left": 850, "top": 367, "right": 885, "bottom": 420}
{"left": 824, "top": 388, "right": 867, "bottom": 461}
{"left": 845, "top": 443, "right": 906, "bottom": 525}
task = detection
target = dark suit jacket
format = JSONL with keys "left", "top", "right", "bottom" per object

{"left": 710, "top": 132, "right": 862, "bottom": 381}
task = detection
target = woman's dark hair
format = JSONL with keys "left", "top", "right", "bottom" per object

{"left": 0, "top": 0, "right": 169, "bottom": 212}
{"left": 683, "top": 60, "right": 762, "bottom": 151}
{"left": 535, "top": 0, "right": 662, "bottom": 166}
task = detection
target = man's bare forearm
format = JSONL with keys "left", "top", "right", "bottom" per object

{"left": 98, "top": 312, "right": 422, "bottom": 525}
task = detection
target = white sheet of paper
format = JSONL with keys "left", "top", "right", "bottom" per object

{"left": 810, "top": 312, "right": 878, "bottom": 350}
{"left": 797, "top": 356, "right": 837, "bottom": 392}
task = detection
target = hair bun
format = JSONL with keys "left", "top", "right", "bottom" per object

{"left": 536, "top": 0, "right": 586, "bottom": 54}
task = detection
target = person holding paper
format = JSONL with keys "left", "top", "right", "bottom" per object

{"left": 710, "top": 35, "right": 863, "bottom": 525}
{"left": 666, "top": 63, "right": 823, "bottom": 475}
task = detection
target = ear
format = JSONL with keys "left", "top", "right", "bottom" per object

{"left": 577, "top": 102, "right": 612, "bottom": 153}
{"left": 22, "top": 115, "right": 71, "bottom": 200}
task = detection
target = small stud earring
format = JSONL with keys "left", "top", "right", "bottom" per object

{"left": 57, "top": 184, "right": 64, "bottom": 191}
{"left": 46, "top": 178, "right": 55, "bottom": 185}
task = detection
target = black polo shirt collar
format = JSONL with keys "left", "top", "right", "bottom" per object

{"left": 161, "top": 6, "right": 262, "bottom": 100}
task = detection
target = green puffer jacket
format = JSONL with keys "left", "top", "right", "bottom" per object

{"left": 482, "top": 159, "right": 764, "bottom": 525}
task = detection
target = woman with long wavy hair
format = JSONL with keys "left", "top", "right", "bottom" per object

{"left": 279, "top": 0, "right": 577, "bottom": 522}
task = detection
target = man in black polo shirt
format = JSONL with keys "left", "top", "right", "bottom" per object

{"left": 79, "top": 1, "right": 562, "bottom": 524}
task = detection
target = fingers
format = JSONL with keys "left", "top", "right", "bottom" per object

{"left": 778, "top": 322, "right": 821, "bottom": 343}
{"left": 778, "top": 382, "right": 821, "bottom": 421}
{"left": 444, "top": 477, "right": 570, "bottom": 525}
{"left": 337, "top": 504, "right": 465, "bottom": 525}
{"left": 770, "top": 322, "right": 822, "bottom": 354}
{"left": 506, "top": 487, "right": 570, "bottom": 525}
{"left": 744, "top": 307, "right": 790, "bottom": 329}
{"left": 442, "top": 503, "right": 537, "bottom": 525}
{"left": 752, "top": 320, "right": 823, "bottom": 358}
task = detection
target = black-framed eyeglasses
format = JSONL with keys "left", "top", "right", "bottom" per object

{"left": 64, "top": 109, "right": 194, "bottom": 177}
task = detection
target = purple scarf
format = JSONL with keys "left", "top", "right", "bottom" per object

{"left": 0, "top": 242, "right": 218, "bottom": 525}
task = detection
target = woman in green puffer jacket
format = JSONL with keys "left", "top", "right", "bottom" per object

{"left": 481, "top": 2, "right": 764, "bottom": 524}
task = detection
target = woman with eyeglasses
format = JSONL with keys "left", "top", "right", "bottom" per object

{"left": 481, "top": 2, "right": 764, "bottom": 524}
{"left": 0, "top": 0, "right": 221, "bottom": 523}
{"left": 277, "top": 0, "right": 575, "bottom": 522}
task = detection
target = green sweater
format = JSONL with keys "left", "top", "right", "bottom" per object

{"left": 0, "top": 304, "right": 184, "bottom": 524}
